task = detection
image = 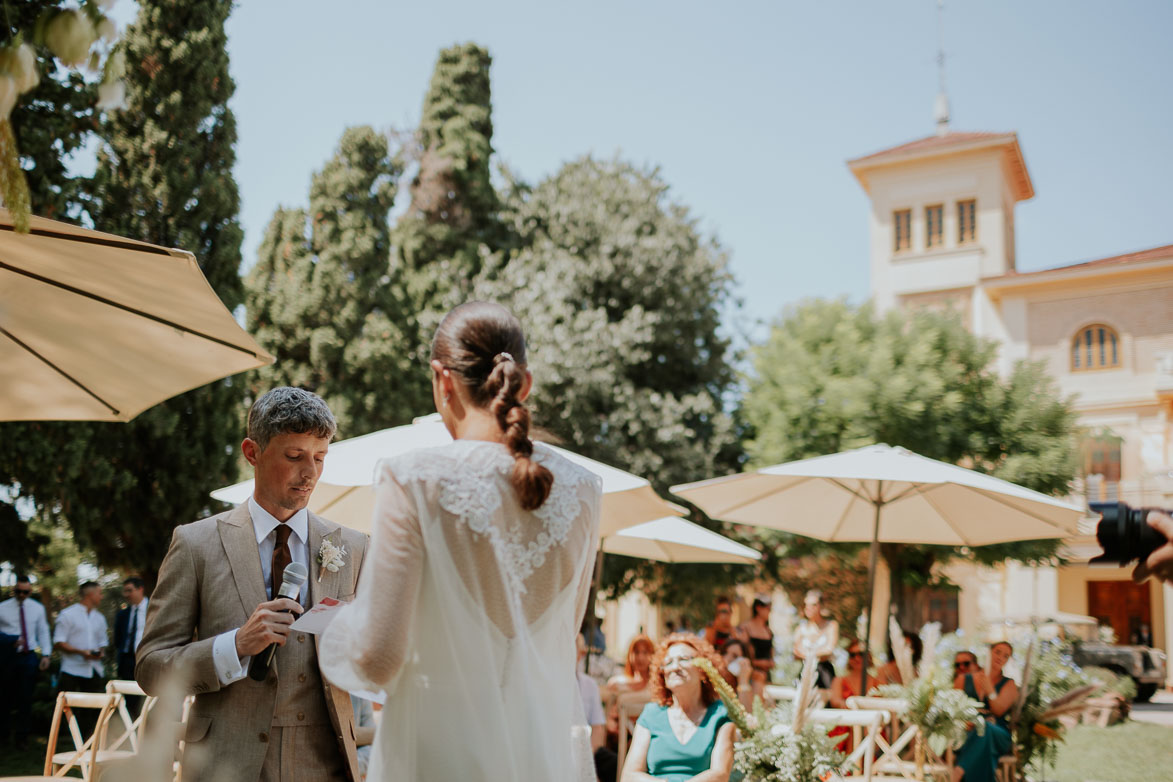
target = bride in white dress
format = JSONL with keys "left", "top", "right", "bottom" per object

{"left": 319, "top": 301, "right": 602, "bottom": 782}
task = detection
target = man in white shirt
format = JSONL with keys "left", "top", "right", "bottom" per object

{"left": 0, "top": 575, "right": 52, "bottom": 748}
{"left": 115, "top": 576, "right": 149, "bottom": 714}
{"left": 54, "top": 581, "right": 108, "bottom": 734}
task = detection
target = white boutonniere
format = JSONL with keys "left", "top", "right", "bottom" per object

{"left": 317, "top": 539, "right": 347, "bottom": 582}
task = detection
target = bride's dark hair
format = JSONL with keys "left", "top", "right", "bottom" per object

{"left": 431, "top": 301, "right": 553, "bottom": 510}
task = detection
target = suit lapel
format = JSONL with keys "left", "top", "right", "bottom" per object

{"left": 219, "top": 503, "right": 267, "bottom": 619}
{"left": 307, "top": 512, "right": 347, "bottom": 605}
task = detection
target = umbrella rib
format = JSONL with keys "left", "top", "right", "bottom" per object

{"left": 0, "top": 326, "right": 120, "bottom": 416}
{"left": 910, "top": 484, "right": 973, "bottom": 545}
{"left": 0, "top": 260, "right": 266, "bottom": 359}
{"left": 704, "top": 474, "right": 816, "bottom": 517}
{"left": 962, "top": 486, "right": 1074, "bottom": 533}
{"left": 0, "top": 222, "right": 175, "bottom": 256}
{"left": 825, "top": 490, "right": 860, "bottom": 540}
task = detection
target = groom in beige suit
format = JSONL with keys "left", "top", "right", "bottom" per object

{"left": 137, "top": 388, "right": 369, "bottom": 782}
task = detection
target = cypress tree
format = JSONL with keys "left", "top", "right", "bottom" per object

{"left": 9, "top": 0, "right": 246, "bottom": 582}
{"left": 246, "top": 126, "right": 425, "bottom": 437}
{"left": 395, "top": 43, "right": 507, "bottom": 331}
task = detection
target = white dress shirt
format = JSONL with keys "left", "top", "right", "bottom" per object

{"left": 0, "top": 596, "right": 51, "bottom": 656}
{"left": 123, "top": 598, "right": 148, "bottom": 653}
{"left": 211, "top": 498, "right": 311, "bottom": 686}
{"left": 54, "top": 603, "right": 108, "bottom": 678}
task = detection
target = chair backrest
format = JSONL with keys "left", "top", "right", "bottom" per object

{"left": 105, "top": 679, "right": 157, "bottom": 752}
{"left": 615, "top": 692, "right": 653, "bottom": 776}
{"left": 764, "top": 684, "right": 798, "bottom": 701}
{"left": 809, "top": 708, "right": 889, "bottom": 780}
{"left": 44, "top": 691, "right": 122, "bottom": 777}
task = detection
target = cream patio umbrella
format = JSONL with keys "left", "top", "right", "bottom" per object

{"left": 603, "top": 516, "right": 761, "bottom": 564}
{"left": 212, "top": 413, "right": 686, "bottom": 537}
{"left": 672, "top": 443, "right": 1085, "bottom": 696}
{"left": 0, "top": 210, "right": 274, "bottom": 422}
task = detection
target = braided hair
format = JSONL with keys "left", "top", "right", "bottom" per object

{"left": 431, "top": 301, "right": 554, "bottom": 510}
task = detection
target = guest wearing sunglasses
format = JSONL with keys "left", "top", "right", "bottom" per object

{"left": 0, "top": 576, "right": 52, "bottom": 749}
{"left": 828, "top": 640, "right": 879, "bottom": 751}
{"left": 621, "top": 634, "right": 734, "bottom": 782}
{"left": 951, "top": 645, "right": 1016, "bottom": 782}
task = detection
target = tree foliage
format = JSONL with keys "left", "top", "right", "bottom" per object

{"left": 395, "top": 42, "right": 507, "bottom": 335}
{"left": 4, "top": 0, "right": 245, "bottom": 583}
{"left": 475, "top": 156, "right": 744, "bottom": 604}
{"left": 246, "top": 126, "right": 426, "bottom": 437}
{"left": 741, "top": 299, "right": 1080, "bottom": 621}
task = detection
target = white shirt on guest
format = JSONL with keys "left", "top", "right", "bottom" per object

{"left": 54, "top": 603, "right": 108, "bottom": 678}
{"left": 0, "top": 596, "right": 51, "bottom": 656}
{"left": 576, "top": 671, "right": 605, "bottom": 727}
{"left": 211, "top": 498, "right": 311, "bottom": 686}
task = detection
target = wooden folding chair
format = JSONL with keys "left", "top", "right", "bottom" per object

{"left": 0, "top": 691, "right": 120, "bottom": 782}
{"left": 105, "top": 679, "right": 158, "bottom": 754}
{"left": 614, "top": 690, "right": 652, "bottom": 775}
{"left": 810, "top": 707, "right": 889, "bottom": 781}
{"left": 846, "top": 695, "right": 953, "bottom": 780}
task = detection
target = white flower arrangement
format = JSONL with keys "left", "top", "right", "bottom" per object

{"left": 316, "top": 539, "right": 347, "bottom": 582}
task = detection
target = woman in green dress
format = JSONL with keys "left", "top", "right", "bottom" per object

{"left": 621, "top": 634, "right": 735, "bottom": 782}
{"left": 952, "top": 642, "right": 1017, "bottom": 782}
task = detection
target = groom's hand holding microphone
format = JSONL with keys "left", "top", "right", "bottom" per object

{"left": 235, "top": 562, "right": 309, "bottom": 677}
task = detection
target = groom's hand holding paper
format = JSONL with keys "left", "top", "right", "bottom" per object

{"left": 291, "top": 597, "right": 348, "bottom": 635}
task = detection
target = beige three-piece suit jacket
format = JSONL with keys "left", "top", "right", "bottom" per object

{"left": 137, "top": 503, "right": 368, "bottom": 782}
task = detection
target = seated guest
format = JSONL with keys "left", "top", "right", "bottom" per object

{"left": 828, "top": 640, "right": 879, "bottom": 751}
{"left": 951, "top": 644, "right": 1016, "bottom": 782}
{"left": 793, "top": 590, "right": 838, "bottom": 690}
{"left": 620, "top": 634, "right": 734, "bottom": 782}
{"left": 739, "top": 598, "right": 774, "bottom": 687}
{"left": 722, "top": 639, "right": 752, "bottom": 708}
{"left": 606, "top": 634, "right": 656, "bottom": 747}
{"left": 578, "top": 635, "right": 618, "bottom": 782}
{"left": 877, "top": 629, "right": 924, "bottom": 685}
{"left": 704, "top": 596, "right": 743, "bottom": 654}
{"left": 350, "top": 694, "right": 378, "bottom": 779}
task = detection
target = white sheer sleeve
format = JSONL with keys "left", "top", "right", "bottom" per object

{"left": 319, "top": 463, "right": 422, "bottom": 694}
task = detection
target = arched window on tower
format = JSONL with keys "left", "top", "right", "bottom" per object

{"left": 1071, "top": 324, "right": 1120, "bottom": 371}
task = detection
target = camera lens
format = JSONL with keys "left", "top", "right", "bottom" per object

{"left": 1091, "top": 501, "right": 1167, "bottom": 566}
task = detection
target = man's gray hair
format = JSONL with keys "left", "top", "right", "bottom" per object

{"left": 247, "top": 387, "right": 337, "bottom": 451}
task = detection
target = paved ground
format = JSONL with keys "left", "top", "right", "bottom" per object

{"left": 1131, "top": 690, "right": 1173, "bottom": 727}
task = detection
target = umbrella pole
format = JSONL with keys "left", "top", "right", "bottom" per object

{"left": 862, "top": 495, "right": 881, "bottom": 700}
{"left": 585, "top": 542, "right": 605, "bottom": 674}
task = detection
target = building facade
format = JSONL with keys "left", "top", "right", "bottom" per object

{"left": 849, "top": 130, "right": 1173, "bottom": 669}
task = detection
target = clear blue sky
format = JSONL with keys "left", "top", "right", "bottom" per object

{"left": 216, "top": 0, "right": 1171, "bottom": 336}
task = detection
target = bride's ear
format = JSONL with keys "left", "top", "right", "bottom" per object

{"left": 518, "top": 370, "right": 533, "bottom": 403}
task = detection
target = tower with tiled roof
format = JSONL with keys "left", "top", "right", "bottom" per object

{"left": 847, "top": 131, "right": 1034, "bottom": 325}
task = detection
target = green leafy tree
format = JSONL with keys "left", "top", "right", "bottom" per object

{"left": 742, "top": 299, "right": 1080, "bottom": 625}
{"left": 475, "top": 156, "right": 744, "bottom": 607}
{"left": 5, "top": 0, "right": 246, "bottom": 584}
{"left": 395, "top": 42, "right": 507, "bottom": 334}
{"left": 246, "top": 126, "right": 426, "bottom": 437}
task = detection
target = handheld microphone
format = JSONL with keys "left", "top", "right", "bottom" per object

{"left": 248, "top": 561, "right": 308, "bottom": 682}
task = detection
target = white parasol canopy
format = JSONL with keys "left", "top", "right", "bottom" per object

{"left": 212, "top": 414, "right": 685, "bottom": 538}
{"left": 602, "top": 516, "right": 761, "bottom": 564}
{"left": 0, "top": 210, "right": 274, "bottom": 422}
{"left": 673, "top": 443, "right": 1084, "bottom": 697}
{"left": 671, "top": 443, "right": 1084, "bottom": 546}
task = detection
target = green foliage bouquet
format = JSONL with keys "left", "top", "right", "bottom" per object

{"left": 694, "top": 656, "right": 844, "bottom": 782}
{"left": 876, "top": 620, "right": 984, "bottom": 766}
{"left": 1013, "top": 641, "right": 1104, "bottom": 772}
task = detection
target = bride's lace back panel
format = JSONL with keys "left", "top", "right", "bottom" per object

{"left": 390, "top": 440, "right": 601, "bottom": 638}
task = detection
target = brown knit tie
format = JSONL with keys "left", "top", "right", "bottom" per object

{"left": 272, "top": 524, "right": 292, "bottom": 598}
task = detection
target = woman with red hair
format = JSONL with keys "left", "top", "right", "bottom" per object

{"left": 605, "top": 634, "right": 656, "bottom": 746}
{"left": 620, "top": 634, "right": 735, "bottom": 782}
